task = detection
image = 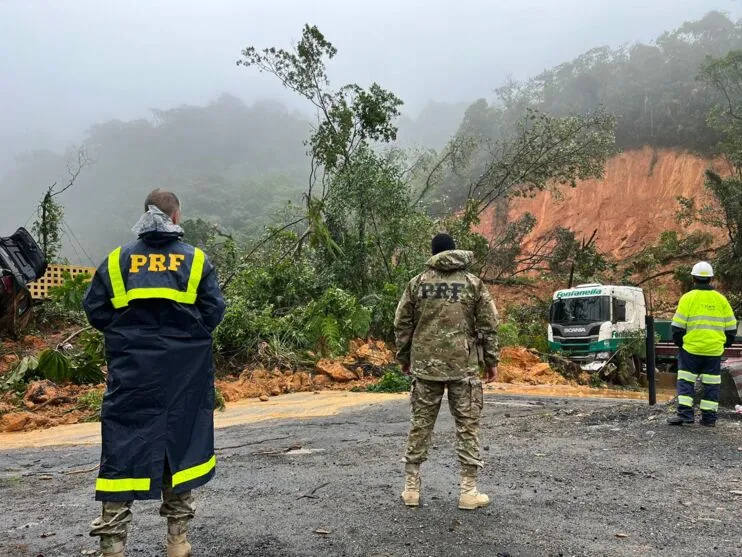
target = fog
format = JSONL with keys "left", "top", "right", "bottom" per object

{"left": 2, "top": 1, "right": 742, "bottom": 262}
{"left": 2, "top": 0, "right": 740, "bottom": 160}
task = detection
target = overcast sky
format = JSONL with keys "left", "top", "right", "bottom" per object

{"left": 2, "top": 0, "right": 742, "bottom": 160}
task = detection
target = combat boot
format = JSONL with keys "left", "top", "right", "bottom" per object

{"left": 458, "top": 465, "right": 490, "bottom": 510}
{"left": 401, "top": 463, "right": 421, "bottom": 507}
{"left": 166, "top": 521, "right": 192, "bottom": 557}
{"left": 100, "top": 536, "right": 126, "bottom": 557}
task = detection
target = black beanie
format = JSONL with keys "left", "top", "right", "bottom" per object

{"left": 431, "top": 233, "right": 456, "bottom": 255}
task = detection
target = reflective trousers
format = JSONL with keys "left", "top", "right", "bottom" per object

{"left": 676, "top": 349, "right": 722, "bottom": 424}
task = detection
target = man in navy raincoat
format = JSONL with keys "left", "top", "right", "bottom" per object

{"left": 84, "top": 189, "right": 226, "bottom": 557}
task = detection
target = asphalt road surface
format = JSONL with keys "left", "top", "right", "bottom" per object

{"left": 1, "top": 394, "right": 741, "bottom": 557}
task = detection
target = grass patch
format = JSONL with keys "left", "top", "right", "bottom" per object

{"left": 366, "top": 368, "right": 411, "bottom": 393}
{"left": 77, "top": 389, "right": 104, "bottom": 421}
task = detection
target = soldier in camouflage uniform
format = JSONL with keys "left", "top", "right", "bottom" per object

{"left": 394, "top": 233, "right": 499, "bottom": 510}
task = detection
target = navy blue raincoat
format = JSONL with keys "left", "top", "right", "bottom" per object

{"left": 84, "top": 227, "right": 225, "bottom": 502}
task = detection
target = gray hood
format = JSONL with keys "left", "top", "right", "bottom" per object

{"left": 132, "top": 206, "right": 184, "bottom": 237}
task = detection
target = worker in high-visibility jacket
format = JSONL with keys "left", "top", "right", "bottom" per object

{"left": 83, "top": 190, "right": 225, "bottom": 557}
{"left": 667, "top": 261, "right": 736, "bottom": 427}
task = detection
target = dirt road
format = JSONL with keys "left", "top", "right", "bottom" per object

{"left": 1, "top": 393, "right": 741, "bottom": 556}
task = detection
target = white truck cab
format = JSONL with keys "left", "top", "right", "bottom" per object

{"left": 548, "top": 284, "right": 646, "bottom": 371}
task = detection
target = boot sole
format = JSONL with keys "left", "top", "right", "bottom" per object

{"left": 401, "top": 495, "right": 420, "bottom": 507}
{"left": 458, "top": 501, "right": 490, "bottom": 510}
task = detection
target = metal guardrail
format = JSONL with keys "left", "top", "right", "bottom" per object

{"left": 27, "top": 264, "right": 96, "bottom": 300}
{"left": 655, "top": 342, "right": 742, "bottom": 360}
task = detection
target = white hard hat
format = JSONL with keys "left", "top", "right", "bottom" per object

{"left": 691, "top": 261, "right": 714, "bottom": 278}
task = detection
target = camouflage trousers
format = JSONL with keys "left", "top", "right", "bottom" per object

{"left": 404, "top": 377, "right": 484, "bottom": 468}
{"left": 90, "top": 485, "right": 194, "bottom": 552}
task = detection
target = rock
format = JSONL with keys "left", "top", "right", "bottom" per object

{"left": 243, "top": 368, "right": 269, "bottom": 382}
{"left": 23, "top": 380, "right": 63, "bottom": 406}
{"left": 270, "top": 387, "right": 282, "bottom": 397}
{"left": 1, "top": 412, "right": 34, "bottom": 432}
{"left": 259, "top": 395, "right": 270, "bottom": 402}
{"left": 316, "top": 360, "right": 357, "bottom": 383}
{"left": 289, "top": 372, "right": 312, "bottom": 393}
{"left": 312, "top": 375, "right": 331, "bottom": 387}
{"left": 347, "top": 339, "right": 395, "bottom": 368}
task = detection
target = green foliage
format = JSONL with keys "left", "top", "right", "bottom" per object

{"left": 34, "top": 331, "right": 105, "bottom": 386}
{"left": 498, "top": 321, "right": 520, "bottom": 348}
{"left": 440, "top": 107, "right": 617, "bottom": 212}
{"left": 548, "top": 228, "right": 611, "bottom": 284}
{"left": 239, "top": 25, "right": 402, "bottom": 173}
{"left": 32, "top": 192, "right": 64, "bottom": 263}
{"left": 238, "top": 25, "right": 423, "bottom": 302}
{"left": 362, "top": 283, "right": 402, "bottom": 341}
{"left": 468, "top": 12, "right": 739, "bottom": 153}
{"left": 214, "top": 247, "right": 370, "bottom": 363}
{"left": 32, "top": 300, "right": 87, "bottom": 329}
{"left": 366, "top": 368, "right": 411, "bottom": 393}
{"left": 214, "top": 387, "right": 226, "bottom": 412}
{"left": 49, "top": 272, "right": 91, "bottom": 311}
{"left": 78, "top": 389, "right": 104, "bottom": 420}
{"left": 673, "top": 49, "right": 742, "bottom": 311}
{"left": 36, "top": 349, "right": 72, "bottom": 382}
{"left": 303, "top": 288, "right": 371, "bottom": 357}
{"left": 626, "top": 230, "right": 713, "bottom": 281}
{"left": 68, "top": 330, "right": 106, "bottom": 385}
{"left": 617, "top": 329, "right": 649, "bottom": 360}
{"left": 506, "top": 301, "right": 550, "bottom": 352}
{"left": 0, "top": 356, "right": 41, "bottom": 394}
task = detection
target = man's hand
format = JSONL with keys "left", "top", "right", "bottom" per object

{"left": 484, "top": 366, "right": 498, "bottom": 383}
{"left": 402, "top": 363, "right": 411, "bottom": 376}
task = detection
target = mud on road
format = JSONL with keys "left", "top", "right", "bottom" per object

{"left": 1, "top": 394, "right": 741, "bottom": 557}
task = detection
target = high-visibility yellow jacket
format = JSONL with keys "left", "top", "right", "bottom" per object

{"left": 671, "top": 286, "right": 736, "bottom": 357}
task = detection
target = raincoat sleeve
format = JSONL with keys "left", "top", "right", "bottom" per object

{"left": 83, "top": 259, "right": 117, "bottom": 332}
{"left": 196, "top": 257, "right": 226, "bottom": 333}
{"left": 394, "top": 279, "right": 417, "bottom": 366}
{"left": 475, "top": 282, "right": 500, "bottom": 368}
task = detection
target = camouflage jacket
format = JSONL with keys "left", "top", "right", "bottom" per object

{"left": 394, "top": 250, "right": 499, "bottom": 381}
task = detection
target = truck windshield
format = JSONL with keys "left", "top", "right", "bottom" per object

{"left": 551, "top": 296, "right": 610, "bottom": 325}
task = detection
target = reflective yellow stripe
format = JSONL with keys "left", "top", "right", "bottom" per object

{"left": 96, "top": 477, "right": 151, "bottom": 493}
{"left": 108, "top": 247, "right": 128, "bottom": 309}
{"left": 701, "top": 374, "right": 721, "bottom": 385}
{"left": 678, "top": 395, "right": 694, "bottom": 407}
{"left": 687, "top": 315, "right": 730, "bottom": 323}
{"left": 172, "top": 455, "right": 216, "bottom": 487}
{"left": 686, "top": 323, "right": 726, "bottom": 332}
{"left": 188, "top": 248, "right": 205, "bottom": 296}
{"left": 700, "top": 399, "right": 719, "bottom": 412}
{"left": 108, "top": 248, "right": 204, "bottom": 308}
{"left": 677, "top": 370, "right": 698, "bottom": 383}
{"left": 125, "top": 288, "right": 198, "bottom": 305}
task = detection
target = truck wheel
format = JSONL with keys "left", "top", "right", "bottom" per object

{"left": 631, "top": 355, "right": 648, "bottom": 387}
{"left": 0, "top": 286, "right": 33, "bottom": 336}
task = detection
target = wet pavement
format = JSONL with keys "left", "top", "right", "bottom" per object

{"left": 1, "top": 393, "right": 741, "bottom": 556}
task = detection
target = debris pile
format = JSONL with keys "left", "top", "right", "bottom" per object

{"left": 498, "top": 347, "right": 569, "bottom": 385}
{"left": 0, "top": 380, "right": 102, "bottom": 432}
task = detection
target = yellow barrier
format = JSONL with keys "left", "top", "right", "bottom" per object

{"left": 29, "top": 264, "right": 96, "bottom": 300}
